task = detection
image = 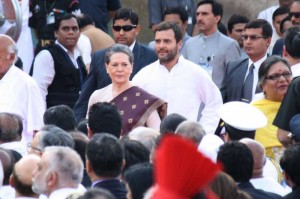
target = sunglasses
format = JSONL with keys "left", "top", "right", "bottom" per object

{"left": 289, "top": 12, "right": 300, "bottom": 18}
{"left": 112, "top": 25, "right": 137, "bottom": 32}
{"left": 265, "top": 72, "right": 292, "bottom": 81}
{"left": 241, "top": 35, "right": 266, "bottom": 41}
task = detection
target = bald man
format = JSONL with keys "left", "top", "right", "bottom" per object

{"left": 9, "top": 154, "right": 40, "bottom": 198}
{"left": 0, "top": 34, "right": 44, "bottom": 145}
{"left": 240, "top": 138, "right": 289, "bottom": 196}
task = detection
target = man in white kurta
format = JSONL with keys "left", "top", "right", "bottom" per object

{"left": 0, "top": 35, "right": 44, "bottom": 145}
{"left": 132, "top": 22, "right": 222, "bottom": 134}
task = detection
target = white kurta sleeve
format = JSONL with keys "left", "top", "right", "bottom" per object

{"left": 32, "top": 50, "right": 55, "bottom": 103}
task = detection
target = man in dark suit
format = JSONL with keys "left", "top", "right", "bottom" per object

{"left": 217, "top": 142, "right": 283, "bottom": 199}
{"left": 86, "top": 133, "right": 126, "bottom": 199}
{"left": 220, "top": 19, "right": 272, "bottom": 103}
{"left": 73, "top": 8, "right": 157, "bottom": 122}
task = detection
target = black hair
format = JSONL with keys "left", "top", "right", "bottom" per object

{"left": 217, "top": 141, "right": 254, "bottom": 182}
{"left": 86, "top": 133, "right": 124, "bottom": 177}
{"left": 227, "top": 14, "right": 249, "bottom": 33}
{"left": 124, "top": 163, "right": 153, "bottom": 199}
{"left": 77, "top": 14, "right": 94, "bottom": 29}
{"left": 155, "top": 21, "right": 183, "bottom": 43}
{"left": 0, "top": 112, "right": 22, "bottom": 142}
{"left": 88, "top": 102, "right": 122, "bottom": 138}
{"left": 55, "top": 13, "right": 79, "bottom": 31}
{"left": 121, "top": 139, "right": 150, "bottom": 173}
{"left": 164, "top": 6, "right": 189, "bottom": 23}
{"left": 244, "top": 19, "right": 273, "bottom": 38}
{"left": 280, "top": 144, "right": 300, "bottom": 186}
{"left": 284, "top": 26, "right": 300, "bottom": 58}
{"left": 160, "top": 113, "right": 187, "bottom": 134}
{"left": 272, "top": 7, "right": 289, "bottom": 21}
{"left": 113, "top": 8, "right": 139, "bottom": 26}
{"left": 197, "top": 0, "right": 223, "bottom": 17}
{"left": 43, "top": 105, "right": 76, "bottom": 131}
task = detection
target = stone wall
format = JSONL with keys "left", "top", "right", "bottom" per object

{"left": 121, "top": 0, "right": 278, "bottom": 44}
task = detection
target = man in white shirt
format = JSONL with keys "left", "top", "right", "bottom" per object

{"left": 132, "top": 21, "right": 223, "bottom": 135}
{"left": 32, "top": 146, "right": 85, "bottom": 199}
{"left": 0, "top": 34, "right": 44, "bottom": 145}
{"left": 258, "top": 0, "right": 293, "bottom": 31}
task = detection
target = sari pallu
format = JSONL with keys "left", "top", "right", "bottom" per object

{"left": 111, "top": 86, "right": 167, "bottom": 135}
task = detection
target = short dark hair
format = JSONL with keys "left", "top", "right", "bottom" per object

{"left": 77, "top": 14, "right": 94, "bottom": 29}
{"left": 105, "top": 44, "right": 134, "bottom": 65}
{"left": 284, "top": 26, "right": 300, "bottom": 58}
{"left": 0, "top": 113, "right": 22, "bottom": 142}
{"left": 55, "top": 13, "right": 79, "bottom": 31}
{"left": 160, "top": 113, "right": 187, "bottom": 134}
{"left": 272, "top": 7, "right": 289, "bottom": 21}
{"left": 39, "top": 125, "right": 75, "bottom": 149}
{"left": 258, "top": 56, "right": 291, "bottom": 87}
{"left": 86, "top": 133, "right": 124, "bottom": 177}
{"left": 280, "top": 16, "right": 291, "bottom": 34}
{"left": 217, "top": 142, "right": 254, "bottom": 182}
{"left": 280, "top": 144, "right": 300, "bottom": 186}
{"left": 121, "top": 139, "right": 150, "bottom": 173}
{"left": 227, "top": 14, "right": 249, "bottom": 33}
{"left": 244, "top": 19, "right": 273, "bottom": 38}
{"left": 155, "top": 21, "right": 183, "bottom": 43}
{"left": 88, "top": 102, "right": 122, "bottom": 138}
{"left": 197, "top": 0, "right": 223, "bottom": 17}
{"left": 124, "top": 163, "right": 153, "bottom": 199}
{"left": 78, "top": 188, "right": 116, "bottom": 199}
{"left": 43, "top": 105, "right": 76, "bottom": 131}
{"left": 113, "top": 8, "right": 139, "bottom": 26}
{"left": 164, "top": 6, "right": 189, "bottom": 23}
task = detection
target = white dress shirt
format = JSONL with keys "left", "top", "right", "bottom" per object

{"left": 291, "top": 63, "right": 300, "bottom": 78}
{"left": 0, "top": 66, "right": 45, "bottom": 145}
{"left": 245, "top": 54, "right": 268, "bottom": 100}
{"left": 132, "top": 56, "right": 223, "bottom": 134}
{"left": 32, "top": 42, "right": 82, "bottom": 102}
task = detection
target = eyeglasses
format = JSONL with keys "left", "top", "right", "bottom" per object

{"left": 289, "top": 12, "right": 300, "bottom": 18}
{"left": 27, "top": 143, "right": 43, "bottom": 153}
{"left": 112, "top": 25, "right": 137, "bottom": 32}
{"left": 265, "top": 72, "right": 292, "bottom": 81}
{"left": 241, "top": 35, "right": 266, "bottom": 41}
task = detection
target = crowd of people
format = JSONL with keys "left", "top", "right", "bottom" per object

{"left": 1, "top": 0, "right": 300, "bottom": 198}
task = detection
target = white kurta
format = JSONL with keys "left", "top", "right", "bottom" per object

{"left": 0, "top": 66, "right": 45, "bottom": 145}
{"left": 132, "top": 56, "right": 223, "bottom": 134}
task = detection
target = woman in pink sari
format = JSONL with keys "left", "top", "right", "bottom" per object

{"left": 88, "top": 44, "right": 167, "bottom": 136}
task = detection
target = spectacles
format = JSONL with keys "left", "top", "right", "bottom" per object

{"left": 27, "top": 143, "right": 43, "bottom": 153}
{"left": 112, "top": 25, "right": 137, "bottom": 32}
{"left": 265, "top": 72, "right": 292, "bottom": 81}
{"left": 241, "top": 35, "right": 266, "bottom": 41}
{"left": 289, "top": 12, "right": 300, "bottom": 18}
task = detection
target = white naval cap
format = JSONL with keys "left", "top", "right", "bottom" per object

{"left": 219, "top": 101, "right": 267, "bottom": 131}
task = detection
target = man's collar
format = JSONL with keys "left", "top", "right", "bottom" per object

{"left": 129, "top": 40, "right": 136, "bottom": 51}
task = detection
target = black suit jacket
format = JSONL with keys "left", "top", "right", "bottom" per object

{"left": 272, "top": 38, "right": 284, "bottom": 56}
{"left": 73, "top": 42, "right": 157, "bottom": 122}
{"left": 238, "top": 182, "right": 283, "bottom": 199}
{"left": 93, "top": 179, "right": 127, "bottom": 199}
{"left": 220, "top": 57, "right": 262, "bottom": 103}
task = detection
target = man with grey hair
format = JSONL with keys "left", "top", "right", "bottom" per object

{"left": 0, "top": 34, "right": 44, "bottom": 146}
{"left": 32, "top": 146, "right": 85, "bottom": 198}
{"left": 28, "top": 125, "right": 75, "bottom": 156}
{"left": 175, "top": 121, "right": 206, "bottom": 145}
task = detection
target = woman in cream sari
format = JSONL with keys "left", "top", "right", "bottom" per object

{"left": 88, "top": 44, "right": 166, "bottom": 136}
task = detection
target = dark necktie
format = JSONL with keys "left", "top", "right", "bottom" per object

{"left": 241, "top": 64, "right": 255, "bottom": 103}
{"left": 76, "top": 56, "right": 87, "bottom": 89}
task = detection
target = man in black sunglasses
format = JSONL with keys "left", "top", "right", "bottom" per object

{"left": 220, "top": 19, "right": 272, "bottom": 103}
{"left": 73, "top": 8, "right": 157, "bottom": 122}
